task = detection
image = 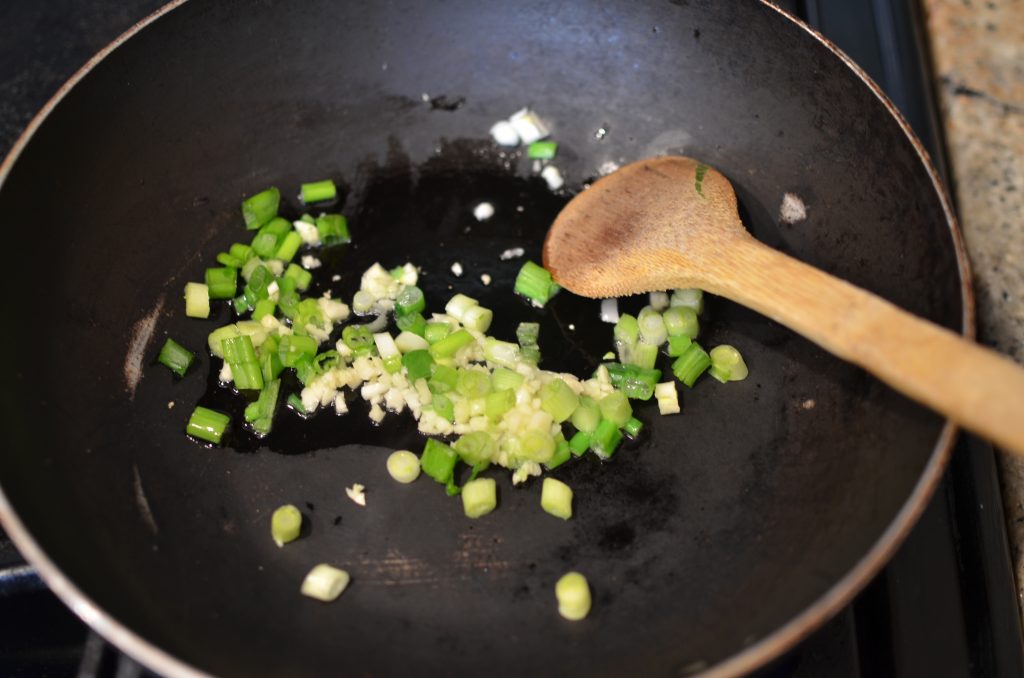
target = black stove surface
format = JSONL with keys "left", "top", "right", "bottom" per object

{"left": 1, "top": 1, "right": 1022, "bottom": 676}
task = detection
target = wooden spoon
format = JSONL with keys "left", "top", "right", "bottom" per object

{"left": 543, "top": 156, "right": 1024, "bottom": 456}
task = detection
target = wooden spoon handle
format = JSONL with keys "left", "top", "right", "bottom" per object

{"left": 707, "top": 238, "right": 1024, "bottom": 456}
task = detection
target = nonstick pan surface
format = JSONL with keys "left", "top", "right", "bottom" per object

{"left": 0, "top": 1, "right": 968, "bottom": 676}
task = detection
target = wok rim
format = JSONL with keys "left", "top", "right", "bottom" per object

{"left": 0, "top": 2, "right": 972, "bottom": 677}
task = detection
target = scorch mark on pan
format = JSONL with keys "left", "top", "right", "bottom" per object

{"left": 353, "top": 533, "right": 514, "bottom": 586}
{"left": 123, "top": 294, "right": 164, "bottom": 399}
{"left": 132, "top": 464, "right": 158, "bottom": 535}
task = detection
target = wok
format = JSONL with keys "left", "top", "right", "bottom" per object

{"left": 0, "top": 1, "right": 969, "bottom": 676}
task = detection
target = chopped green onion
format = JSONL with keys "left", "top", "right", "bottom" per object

{"left": 373, "top": 332, "right": 402, "bottom": 373}
{"left": 247, "top": 264, "right": 273, "bottom": 297}
{"left": 462, "top": 305, "right": 493, "bottom": 333}
{"left": 598, "top": 391, "right": 632, "bottom": 427}
{"left": 630, "top": 342, "right": 659, "bottom": 370}
{"left": 654, "top": 381, "right": 681, "bottom": 415}
{"left": 396, "top": 312, "right": 427, "bottom": 337}
{"left": 424, "top": 321, "right": 451, "bottom": 344}
{"left": 456, "top": 368, "right": 492, "bottom": 399}
{"left": 293, "top": 357, "right": 316, "bottom": 386}
{"left": 284, "top": 263, "right": 313, "bottom": 292}
{"left": 395, "top": 331, "right": 430, "bottom": 354}
{"left": 672, "top": 342, "right": 712, "bottom": 387}
{"left": 315, "top": 214, "right": 351, "bottom": 245}
{"left": 467, "top": 397, "right": 487, "bottom": 418}
{"left": 485, "top": 389, "right": 516, "bottom": 420}
{"left": 279, "top": 334, "right": 319, "bottom": 367}
{"left": 402, "top": 349, "right": 434, "bottom": 381}
{"left": 300, "top": 564, "right": 350, "bottom": 602}
{"left": 555, "top": 572, "right": 591, "bottom": 620}
{"left": 207, "top": 321, "right": 268, "bottom": 358}
{"left": 287, "top": 393, "right": 307, "bottom": 415}
{"left": 313, "top": 350, "right": 341, "bottom": 374}
{"left": 386, "top": 450, "right": 421, "bottom": 484}
{"left": 520, "top": 345, "right": 541, "bottom": 364}
{"left": 671, "top": 288, "right": 704, "bottom": 314}
{"left": 244, "top": 379, "right": 281, "bottom": 435}
{"left": 431, "top": 394, "right": 455, "bottom": 422}
{"left": 259, "top": 216, "right": 292, "bottom": 239}
{"left": 204, "top": 267, "right": 238, "bottom": 300}
{"left": 568, "top": 431, "right": 591, "bottom": 456}
{"left": 454, "top": 431, "right": 496, "bottom": 465}
{"left": 250, "top": 231, "right": 279, "bottom": 259}
{"left": 241, "top": 187, "right": 280, "bottom": 230}
{"left": 184, "top": 282, "right": 211, "bottom": 318}
{"left": 429, "top": 329, "right": 474, "bottom": 359}
{"left": 539, "top": 378, "right": 579, "bottom": 423}
{"left": 157, "top": 338, "right": 194, "bottom": 377}
{"left": 262, "top": 350, "right": 284, "bottom": 382}
{"left": 186, "top": 406, "right": 230, "bottom": 444}
{"left": 252, "top": 299, "right": 276, "bottom": 322}
{"left": 620, "top": 365, "right": 661, "bottom": 400}
{"left": 274, "top": 231, "right": 303, "bottom": 263}
{"left": 223, "top": 334, "right": 263, "bottom": 390}
{"left": 514, "top": 260, "right": 559, "bottom": 307}
{"left": 519, "top": 430, "right": 555, "bottom": 463}
{"left": 614, "top": 313, "right": 639, "bottom": 363}
{"left": 259, "top": 331, "right": 279, "bottom": 355}
{"left": 709, "top": 345, "right": 749, "bottom": 382}
{"left": 527, "top": 140, "right": 558, "bottom": 160}
{"left": 649, "top": 290, "right": 670, "bottom": 311}
{"left": 624, "top": 416, "right": 644, "bottom": 437}
{"left": 300, "top": 179, "right": 337, "bottom": 204}
{"left": 666, "top": 334, "right": 693, "bottom": 357}
{"left": 444, "top": 293, "right": 479, "bottom": 321}
{"left": 395, "top": 286, "right": 426, "bottom": 316}
{"left": 278, "top": 289, "right": 301, "bottom": 319}
{"left": 292, "top": 299, "right": 327, "bottom": 338}
{"left": 428, "top": 364, "right": 458, "bottom": 394}
{"left": 637, "top": 306, "right": 667, "bottom": 346}
{"left": 545, "top": 437, "right": 572, "bottom": 470}
{"left": 516, "top": 322, "right": 540, "bottom": 346}
{"left": 541, "top": 477, "right": 573, "bottom": 520}
{"left": 229, "top": 243, "right": 254, "bottom": 263}
{"left": 663, "top": 306, "right": 700, "bottom": 339}
{"left": 341, "top": 325, "right": 376, "bottom": 357}
{"left": 461, "top": 477, "right": 497, "bottom": 518}
{"left": 570, "top": 396, "right": 601, "bottom": 433}
{"left": 232, "top": 293, "right": 252, "bottom": 315}
{"left": 230, "top": 362, "right": 264, "bottom": 391}
{"left": 271, "top": 504, "right": 302, "bottom": 547}
{"left": 351, "top": 290, "right": 374, "bottom": 315}
{"left": 483, "top": 337, "right": 520, "bottom": 369}
{"left": 421, "top": 438, "right": 458, "bottom": 484}
{"left": 491, "top": 367, "right": 524, "bottom": 392}
{"left": 217, "top": 252, "right": 242, "bottom": 268}
{"left": 590, "top": 419, "right": 623, "bottom": 459}
{"left": 240, "top": 256, "right": 263, "bottom": 281}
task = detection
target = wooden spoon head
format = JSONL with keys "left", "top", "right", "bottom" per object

{"left": 542, "top": 156, "right": 748, "bottom": 298}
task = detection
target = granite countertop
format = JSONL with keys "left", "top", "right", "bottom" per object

{"left": 922, "top": 0, "right": 1024, "bottom": 625}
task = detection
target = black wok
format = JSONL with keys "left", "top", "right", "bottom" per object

{"left": 0, "top": 1, "right": 969, "bottom": 676}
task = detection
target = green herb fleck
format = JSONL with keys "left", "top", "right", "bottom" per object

{"left": 695, "top": 163, "right": 709, "bottom": 198}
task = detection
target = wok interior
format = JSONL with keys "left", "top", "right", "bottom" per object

{"left": 0, "top": 1, "right": 960, "bottom": 676}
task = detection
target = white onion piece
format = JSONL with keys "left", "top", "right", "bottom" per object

{"left": 600, "top": 298, "right": 620, "bottom": 323}
{"left": 365, "top": 312, "right": 389, "bottom": 333}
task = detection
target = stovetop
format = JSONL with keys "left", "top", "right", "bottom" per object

{"left": 1, "top": 1, "right": 1022, "bottom": 676}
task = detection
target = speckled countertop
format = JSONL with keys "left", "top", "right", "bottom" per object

{"left": 922, "top": 0, "right": 1024, "bottom": 624}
